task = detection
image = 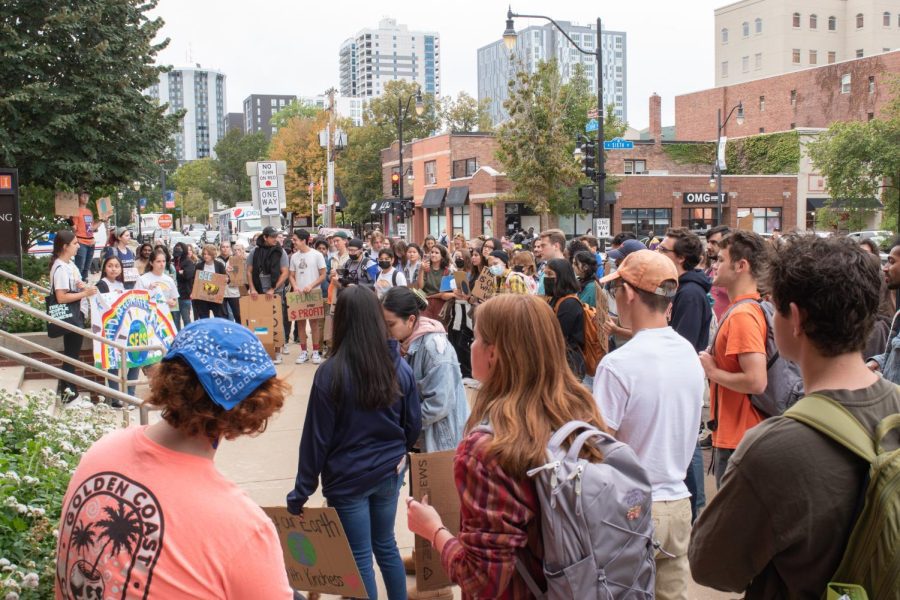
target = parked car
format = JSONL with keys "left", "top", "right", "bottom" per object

{"left": 847, "top": 230, "right": 893, "bottom": 249}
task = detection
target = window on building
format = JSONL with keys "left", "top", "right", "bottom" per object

{"left": 428, "top": 208, "right": 446, "bottom": 237}
{"left": 869, "top": 76, "right": 876, "bottom": 93}
{"left": 810, "top": 14, "right": 818, "bottom": 29}
{"left": 759, "top": 127, "right": 766, "bottom": 133}
{"left": 682, "top": 208, "right": 719, "bottom": 232}
{"left": 755, "top": 53, "right": 763, "bottom": 69}
{"left": 759, "top": 96, "right": 765, "bottom": 111}
{"left": 792, "top": 49, "right": 801, "bottom": 63}
{"left": 736, "top": 208, "right": 782, "bottom": 233}
{"left": 755, "top": 18, "right": 763, "bottom": 33}
{"left": 742, "top": 21, "right": 750, "bottom": 37}
{"left": 424, "top": 160, "right": 437, "bottom": 185}
{"left": 868, "top": 112, "right": 875, "bottom": 121}
{"left": 621, "top": 209, "right": 672, "bottom": 237}
{"left": 829, "top": 16, "right": 837, "bottom": 30}
{"left": 742, "top": 55, "right": 750, "bottom": 72}
{"left": 452, "top": 158, "right": 478, "bottom": 179}
{"left": 721, "top": 28, "right": 728, "bottom": 43}
{"left": 856, "top": 49, "right": 864, "bottom": 58}
{"left": 809, "top": 50, "right": 817, "bottom": 64}
{"left": 451, "top": 205, "right": 471, "bottom": 239}
{"left": 792, "top": 12, "right": 801, "bottom": 28}
{"left": 721, "top": 61, "right": 728, "bottom": 77}
{"left": 841, "top": 74, "right": 852, "bottom": 93}
{"left": 480, "top": 204, "right": 493, "bottom": 236}
{"left": 856, "top": 13, "right": 864, "bottom": 28}
{"left": 791, "top": 89, "right": 797, "bottom": 105}
{"left": 790, "top": 122, "right": 796, "bottom": 129}
{"left": 624, "top": 160, "right": 647, "bottom": 174}
{"left": 828, "top": 51, "right": 836, "bottom": 63}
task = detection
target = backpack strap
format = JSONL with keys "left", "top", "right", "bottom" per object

{"left": 514, "top": 556, "right": 546, "bottom": 599}
{"left": 783, "top": 394, "right": 876, "bottom": 463}
{"left": 553, "top": 294, "right": 579, "bottom": 315}
{"left": 392, "top": 269, "right": 399, "bottom": 287}
{"left": 875, "top": 413, "right": 900, "bottom": 454}
{"left": 547, "top": 420, "right": 594, "bottom": 451}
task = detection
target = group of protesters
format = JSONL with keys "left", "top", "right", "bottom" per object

{"left": 51, "top": 215, "right": 900, "bottom": 600}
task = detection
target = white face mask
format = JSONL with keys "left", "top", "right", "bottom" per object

{"left": 489, "top": 264, "right": 505, "bottom": 276}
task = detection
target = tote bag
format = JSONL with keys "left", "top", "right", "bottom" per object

{"left": 46, "top": 264, "right": 84, "bottom": 338}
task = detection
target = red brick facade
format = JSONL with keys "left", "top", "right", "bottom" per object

{"left": 676, "top": 50, "right": 900, "bottom": 140}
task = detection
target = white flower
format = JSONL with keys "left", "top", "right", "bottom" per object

{"left": 20, "top": 573, "right": 38, "bottom": 589}
{"left": 3, "top": 497, "right": 17, "bottom": 508}
{"left": 21, "top": 476, "right": 38, "bottom": 485}
{"left": 5, "top": 591, "right": 20, "bottom": 600}
{"left": 0, "top": 559, "right": 8, "bottom": 567}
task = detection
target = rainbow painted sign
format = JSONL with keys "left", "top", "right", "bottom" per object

{"left": 89, "top": 289, "right": 176, "bottom": 370}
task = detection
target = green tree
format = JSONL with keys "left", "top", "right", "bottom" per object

{"left": 171, "top": 158, "right": 216, "bottom": 222}
{"left": 270, "top": 101, "right": 322, "bottom": 130}
{"left": 807, "top": 79, "right": 900, "bottom": 232}
{"left": 439, "top": 91, "right": 493, "bottom": 133}
{"left": 0, "top": 0, "right": 182, "bottom": 250}
{"left": 209, "top": 130, "right": 269, "bottom": 207}
{"left": 269, "top": 112, "right": 331, "bottom": 215}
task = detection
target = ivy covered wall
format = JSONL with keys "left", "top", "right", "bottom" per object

{"left": 662, "top": 131, "right": 800, "bottom": 175}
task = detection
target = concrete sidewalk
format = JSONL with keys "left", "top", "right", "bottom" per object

{"left": 214, "top": 353, "right": 734, "bottom": 600}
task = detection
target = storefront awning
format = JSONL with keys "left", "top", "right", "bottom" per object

{"left": 445, "top": 185, "right": 469, "bottom": 207}
{"left": 421, "top": 188, "right": 447, "bottom": 209}
{"left": 807, "top": 197, "right": 882, "bottom": 211}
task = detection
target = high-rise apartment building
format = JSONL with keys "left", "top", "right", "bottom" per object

{"left": 243, "top": 94, "right": 297, "bottom": 139}
{"left": 146, "top": 66, "right": 226, "bottom": 161}
{"left": 478, "top": 22, "right": 627, "bottom": 126}
{"left": 715, "top": 0, "right": 900, "bottom": 86}
{"left": 338, "top": 18, "right": 441, "bottom": 99}
{"left": 298, "top": 95, "right": 366, "bottom": 127}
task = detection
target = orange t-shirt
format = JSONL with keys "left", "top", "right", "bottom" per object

{"left": 710, "top": 293, "right": 767, "bottom": 449}
{"left": 55, "top": 426, "right": 293, "bottom": 599}
{"left": 72, "top": 207, "right": 95, "bottom": 243}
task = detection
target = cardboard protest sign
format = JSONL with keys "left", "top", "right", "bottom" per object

{"left": 263, "top": 507, "right": 367, "bottom": 598}
{"left": 191, "top": 270, "right": 227, "bottom": 304}
{"left": 439, "top": 275, "right": 454, "bottom": 293}
{"left": 410, "top": 450, "right": 461, "bottom": 591}
{"left": 229, "top": 256, "right": 248, "bottom": 287}
{"left": 89, "top": 289, "right": 176, "bottom": 370}
{"left": 285, "top": 289, "right": 325, "bottom": 321}
{"left": 239, "top": 295, "right": 283, "bottom": 357}
{"left": 453, "top": 271, "right": 471, "bottom": 296}
{"left": 96, "top": 196, "right": 114, "bottom": 220}
{"left": 470, "top": 269, "right": 496, "bottom": 302}
{"left": 54, "top": 191, "right": 80, "bottom": 217}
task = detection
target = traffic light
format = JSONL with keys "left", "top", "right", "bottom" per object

{"left": 579, "top": 185, "right": 596, "bottom": 211}
{"left": 391, "top": 172, "right": 400, "bottom": 197}
{"left": 576, "top": 139, "right": 597, "bottom": 180}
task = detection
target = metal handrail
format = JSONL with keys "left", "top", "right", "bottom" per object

{"left": 0, "top": 268, "right": 50, "bottom": 295}
{"left": 0, "top": 345, "right": 154, "bottom": 424}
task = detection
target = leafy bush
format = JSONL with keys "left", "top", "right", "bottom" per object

{"left": 0, "top": 257, "right": 52, "bottom": 287}
{"left": 0, "top": 282, "right": 48, "bottom": 334}
{"left": 0, "top": 390, "right": 120, "bottom": 599}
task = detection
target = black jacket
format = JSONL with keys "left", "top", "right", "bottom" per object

{"left": 671, "top": 269, "right": 713, "bottom": 352}
{"left": 174, "top": 257, "right": 196, "bottom": 299}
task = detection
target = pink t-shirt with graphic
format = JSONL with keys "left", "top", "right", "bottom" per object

{"left": 55, "top": 426, "right": 293, "bottom": 599}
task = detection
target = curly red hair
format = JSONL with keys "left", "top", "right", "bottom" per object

{"left": 147, "top": 359, "right": 289, "bottom": 441}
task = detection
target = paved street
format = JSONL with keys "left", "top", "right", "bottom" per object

{"left": 214, "top": 349, "right": 736, "bottom": 599}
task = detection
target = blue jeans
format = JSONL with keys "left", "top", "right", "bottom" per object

{"left": 684, "top": 443, "right": 706, "bottom": 522}
{"left": 173, "top": 299, "right": 193, "bottom": 331}
{"left": 73, "top": 243, "right": 94, "bottom": 282}
{"left": 329, "top": 472, "right": 407, "bottom": 600}
{"left": 107, "top": 366, "right": 140, "bottom": 397}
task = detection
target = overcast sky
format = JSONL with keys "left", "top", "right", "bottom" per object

{"left": 151, "top": 0, "right": 728, "bottom": 129}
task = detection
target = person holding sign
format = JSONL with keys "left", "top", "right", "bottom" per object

{"left": 219, "top": 242, "right": 242, "bottom": 324}
{"left": 172, "top": 242, "right": 196, "bottom": 330}
{"left": 420, "top": 245, "right": 453, "bottom": 320}
{"left": 192, "top": 244, "right": 227, "bottom": 320}
{"left": 49, "top": 230, "right": 98, "bottom": 402}
{"left": 95, "top": 255, "right": 137, "bottom": 402}
{"left": 406, "top": 294, "right": 608, "bottom": 597}
{"left": 54, "top": 319, "right": 297, "bottom": 599}
{"left": 69, "top": 192, "right": 95, "bottom": 281}
{"left": 138, "top": 249, "right": 179, "bottom": 312}
{"left": 287, "top": 286, "right": 421, "bottom": 600}
{"left": 104, "top": 227, "right": 138, "bottom": 289}
{"left": 289, "top": 229, "right": 326, "bottom": 364}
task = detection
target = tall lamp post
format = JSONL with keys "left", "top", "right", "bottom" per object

{"left": 713, "top": 102, "right": 744, "bottom": 226}
{"left": 396, "top": 88, "right": 425, "bottom": 235}
{"left": 504, "top": 8, "right": 607, "bottom": 233}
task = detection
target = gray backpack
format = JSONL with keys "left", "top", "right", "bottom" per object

{"left": 475, "top": 420, "right": 656, "bottom": 598}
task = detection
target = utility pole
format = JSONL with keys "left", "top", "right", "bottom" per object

{"left": 325, "top": 89, "right": 335, "bottom": 228}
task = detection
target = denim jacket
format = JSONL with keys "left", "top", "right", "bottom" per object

{"left": 406, "top": 331, "right": 470, "bottom": 452}
{"left": 870, "top": 315, "right": 900, "bottom": 385}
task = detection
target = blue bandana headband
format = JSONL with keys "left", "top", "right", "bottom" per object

{"left": 162, "top": 318, "right": 277, "bottom": 410}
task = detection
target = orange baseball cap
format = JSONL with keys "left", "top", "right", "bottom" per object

{"left": 599, "top": 249, "right": 678, "bottom": 297}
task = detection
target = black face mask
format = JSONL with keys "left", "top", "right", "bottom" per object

{"left": 544, "top": 277, "right": 557, "bottom": 297}
{"left": 173, "top": 248, "right": 183, "bottom": 258}
{"left": 348, "top": 252, "right": 359, "bottom": 260}
{"left": 454, "top": 258, "right": 465, "bottom": 269}
{"left": 378, "top": 260, "right": 392, "bottom": 270}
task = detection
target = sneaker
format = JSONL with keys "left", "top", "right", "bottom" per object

{"left": 281, "top": 345, "right": 291, "bottom": 355}
{"left": 295, "top": 351, "right": 309, "bottom": 365}
{"left": 311, "top": 351, "right": 322, "bottom": 364}
{"left": 273, "top": 354, "right": 283, "bottom": 365}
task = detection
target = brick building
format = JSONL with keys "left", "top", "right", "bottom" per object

{"left": 676, "top": 50, "right": 900, "bottom": 140}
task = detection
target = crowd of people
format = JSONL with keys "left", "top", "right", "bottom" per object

{"left": 49, "top": 214, "right": 900, "bottom": 599}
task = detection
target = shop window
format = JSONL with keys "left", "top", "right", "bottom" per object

{"left": 736, "top": 207, "right": 782, "bottom": 233}
{"left": 480, "top": 204, "right": 493, "bottom": 236}
{"left": 681, "top": 207, "right": 721, "bottom": 231}
{"left": 451, "top": 205, "right": 471, "bottom": 239}
{"left": 428, "top": 208, "right": 446, "bottom": 237}
{"left": 620, "top": 209, "right": 672, "bottom": 237}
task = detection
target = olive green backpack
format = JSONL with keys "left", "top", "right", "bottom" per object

{"left": 785, "top": 394, "right": 900, "bottom": 600}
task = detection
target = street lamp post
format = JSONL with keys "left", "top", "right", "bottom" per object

{"left": 505, "top": 9, "right": 606, "bottom": 234}
{"left": 713, "top": 102, "right": 744, "bottom": 226}
{"left": 396, "top": 88, "right": 424, "bottom": 236}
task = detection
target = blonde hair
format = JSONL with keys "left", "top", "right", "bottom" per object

{"left": 467, "top": 294, "right": 605, "bottom": 476}
{"left": 511, "top": 250, "right": 537, "bottom": 276}
{"left": 202, "top": 244, "right": 218, "bottom": 262}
